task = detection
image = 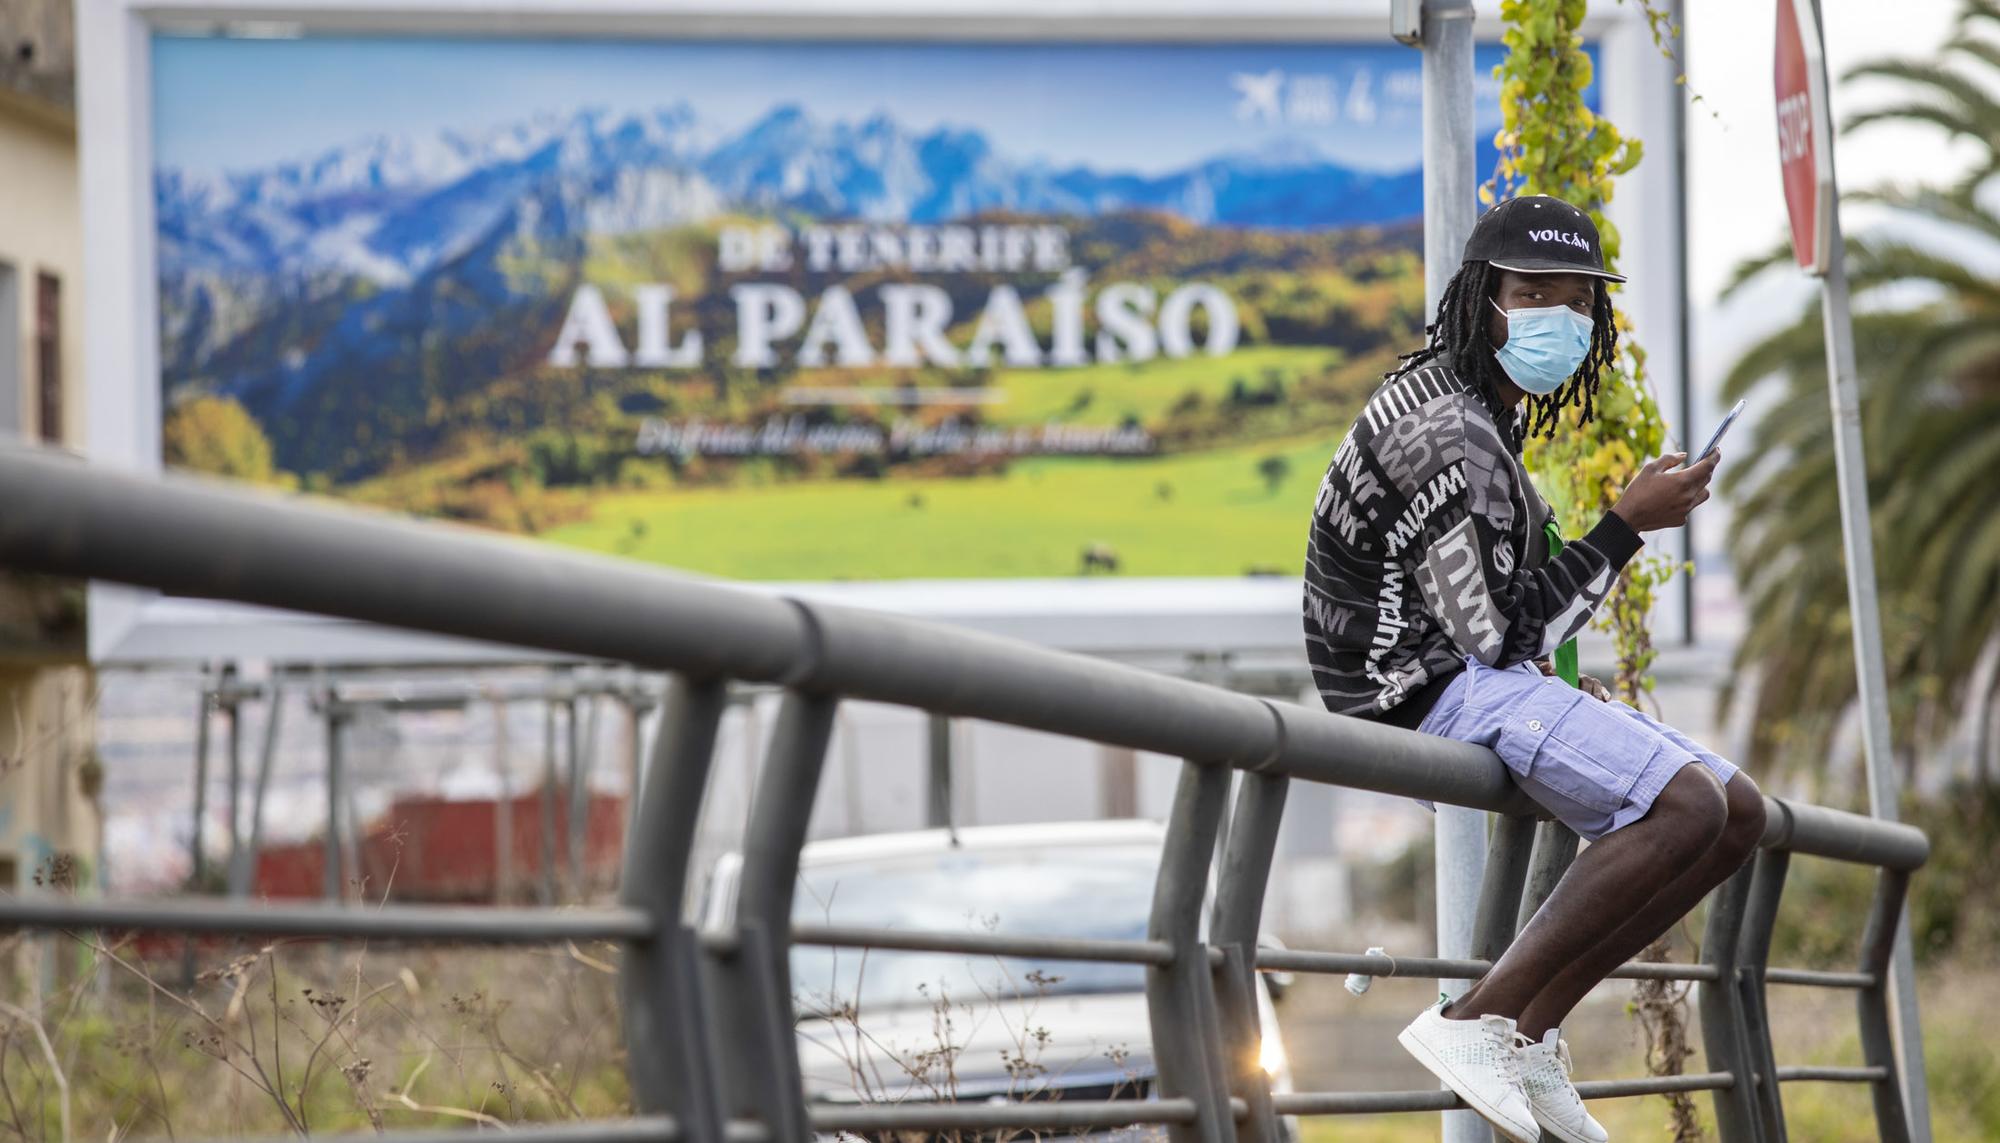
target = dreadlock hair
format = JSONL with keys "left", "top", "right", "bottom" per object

{"left": 1385, "top": 259, "right": 1619, "bottom": 453}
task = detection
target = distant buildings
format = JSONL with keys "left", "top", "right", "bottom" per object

{"left": 0, "top": 0, "right": 99, "bottom": 913}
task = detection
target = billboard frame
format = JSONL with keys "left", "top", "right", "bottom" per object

{"left": 78, "top": 0, "right": 1686, "bottom": 665}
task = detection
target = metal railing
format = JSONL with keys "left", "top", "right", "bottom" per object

{"left": 0, "top": 447, "right": 1928, "bottom": 1143}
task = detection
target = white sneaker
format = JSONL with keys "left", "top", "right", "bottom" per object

{"left": 1396, "top": 996, "right": 1542, "bottom": 1143}
{"left": 1520, "top": 1028, "right": 1608, "bottom": 1143}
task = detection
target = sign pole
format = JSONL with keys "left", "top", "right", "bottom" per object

{"left": 1416, "top": 3, "right": 1487, "bottom": 1142}
{"left": 1778, "top": 1, "right": 1930, "bottom": 1136}
{"left": 1818, "top": 200, "right": 1934, "bottom": 1143}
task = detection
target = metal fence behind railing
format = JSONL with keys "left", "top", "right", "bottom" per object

{"left": 0, "top": 448, "right": 1929, "bottom": 1143}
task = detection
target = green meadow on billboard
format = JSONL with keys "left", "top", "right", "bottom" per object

{"left": 153, "top": 36, "right": 1552, "bottom": 580}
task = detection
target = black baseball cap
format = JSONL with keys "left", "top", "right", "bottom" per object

{"left": 1462, "top": 194, "right": 1626, "bottom": 283}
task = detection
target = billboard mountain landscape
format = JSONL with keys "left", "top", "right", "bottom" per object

{"left": 151, "top": 37, "right": 1532, "bottom": 580}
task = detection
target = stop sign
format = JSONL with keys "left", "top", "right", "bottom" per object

{"left": 1776, "top": 0, "right": 1835, "bottom": 275}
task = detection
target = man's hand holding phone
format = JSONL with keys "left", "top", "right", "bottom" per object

{"left": 1612, "top": 451, "right": 1718, "bottom": 532}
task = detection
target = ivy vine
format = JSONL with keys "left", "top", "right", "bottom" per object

{"left": 1486, "top": 0, "right": 1684, "bottom": 706}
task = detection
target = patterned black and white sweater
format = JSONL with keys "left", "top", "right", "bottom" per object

{"left": 1302, "top": 361, "right": 1644, "bottom": 728}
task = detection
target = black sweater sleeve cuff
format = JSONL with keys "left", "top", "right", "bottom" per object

{"left": 1584, "top": 511, "right": 1645, "bottom": 570}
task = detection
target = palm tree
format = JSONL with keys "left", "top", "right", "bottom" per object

{"left": 1720, "top": 0, "right": 2000, "bottom": 795}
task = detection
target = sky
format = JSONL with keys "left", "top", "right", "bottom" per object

{"left": 1684, "top": 0, "right": 1969, "bottom": 305}
{"left": 150, "top": 35, "right": 1526, "bottom": 180}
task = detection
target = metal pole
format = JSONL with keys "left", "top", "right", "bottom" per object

{"left": 190, "top": 677, "right": 211, "bottom": 891}
{"left": 1700, "top": 863, "right": 1765, "bottom": 1143}
{"left": 494, "top": 698, "right": 514, "bottom": 904}
{"left": 1737, "top": 849, "right": 1792, "bottom": 1143}
{"left": 1816, "top": 130, "right": 1931, "bottom": 1143}
{"left": 541, "top": 697, "right": 559, "bottom": 905}
{"left": 323, "top": 708, "right": 344, "bottom": 903}
{"left": 1673, "top": 0, "right": 1697, "bottom": 645}
{"left": 624, "top": 692, "right": 645, "bottom": 842}
{"left": 1858, "top": 870, "right": 1915, "bottom": 1143}
{"left": 1420, "top": 3, "right": 1484, "bottom": 1138}
{"left": 1470, "top": 815, "right": 1535, "bottom": 962}
{"left": 224, "top": 673, "right": 243, "bottom": 893}
{"left": 925, "top": 712, "right": 952, "bottom": 829}
{"left": 1211, "top": 772, "right": 1289, "bottom": 1143}
{"left": 568, "top": 696, "right": 587, "bottom": 893}
{"left": 706, "top": 689, "right": 837, "bottom": 1143}
{"left": 620, "top": 676, "right": 729, "bottom": 1139}
{"left": 1146, "top": 759, "right": 1238, "bottom": 1143}
{"left": 233, "top": 680, "right": 284, "bottom": 899}
{"left": 1515, "top": 820, "right": 1578, "bottom": 933}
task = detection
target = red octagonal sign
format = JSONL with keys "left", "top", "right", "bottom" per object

{"left": 1776, "top": 0, "right": 1835, "bottom": 275}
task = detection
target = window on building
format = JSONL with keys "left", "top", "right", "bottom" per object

{"left": 0, "top": 261, "right": 19, "bottom": 438}
{"left": 36, "top": 271, "right": 61, "bottom": 444}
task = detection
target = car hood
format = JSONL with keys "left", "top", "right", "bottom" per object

{"left": 796, "top": 988, "right": 1157, "bottom": 1104}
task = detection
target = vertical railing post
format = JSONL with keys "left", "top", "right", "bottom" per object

{"left": 540, "top": 697, "right": 559, "bottom": 904}
{"left": 231, "top": 680, "right": 283, "bottom": 899}
{"left": 1517, "top": 820, "right": 1579, "bottom": 932}
{"left": 190, "top": 677, "right": 212, "bottom": 891}
{"left": 925, "top": 712, "right": 952, "bottom": 829}
{"left": 323, "top": 703, "right": 346, "bottom": 903}
{"left": 705, "top": 689, "right": 837, "bottom": 1142}
{"left": 1700, "top": 862, "right": 1766, "bottom": 1143}
{"left": 1210, "top": 771, "right": 1289, "bottom": 1143}
{"left": 1472, "top": 814, "right": 1536, "bottom": 962}
{"left": 1464, "top": 813, "right": 1536, "bottom": 1143}
{"left": 568, "top": 694, "right": 588, "bottom": 893}
{"left": 1858, "top": 870, "right": 1914, "bottom": 1143}
{"left": 620, "top": 675, "right": 728, "bottom": 1143}
{"left": 1738, "top": 848, "right": 1792, "bottom": 1143}
{"left": 223, "top": 677, "right": 243, "bottom": 891}
{"left": 1147, "top": 759, "right": 1239, "bottom": 1143}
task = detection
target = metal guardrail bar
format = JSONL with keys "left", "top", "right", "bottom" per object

{"left": 224, "top": 1120, "right": 679, "bottom": 1143}
{"left": 0, "top": 451, "right": 1598, "bottom": 814}
{"left": 1762, "top": 798, "right": 1929, "bottom": 872}
{"left": 0, "top": 451, "right": 1932, "bottom": 866}
{"left": 1766, "top": 968, "right": 1876, "bottom": 988}
{"left": 809, "top": 1099, "right": 1204, "bottom": 1130}
{"left": 1253, "top": 947, "right": 1723, "bottom": 983}
{"left": 0, "top": 448, "right": 1935, "bottom": 1143}
{"left": 1784, "top": 1063, "right": 1888, "bottom": 1079}
{"left": 790, "top": 922, "right": 1177, "bottom": 965}
{"left": 1272, "top": 1073, "right": 1736, "bottom": 1117}
{"left": 0, "top": 898, "right": 653, "bottom": 942}
{"left": 1779, "top": 1066, "right": 1890, "bottom": 1083}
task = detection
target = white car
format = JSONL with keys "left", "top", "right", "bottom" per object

{"left": 700, "top": 819, "right": 1297, "bottom": 1141}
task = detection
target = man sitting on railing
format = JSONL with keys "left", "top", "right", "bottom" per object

{"left": 1301, "top": 194, "right": 1767, "bottom": 1143}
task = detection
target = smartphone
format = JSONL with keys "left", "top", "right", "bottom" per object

{"left": 1677, "top": 399, "right": 1747, "bottom": 470}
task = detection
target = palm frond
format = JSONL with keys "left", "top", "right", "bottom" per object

{"left": 1844, "top": 101, "right": 1988, "bottom": 146}
{"left": 1719, "top": 234, "right": 1807, "bottom": 299}
{"left": 1843, "top": 60, "right": 2000, "bottom": 142}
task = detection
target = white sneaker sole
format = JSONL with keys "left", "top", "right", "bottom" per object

{"left": 1396, "top": 1023, "right": 1543, "bottom": 1143}
{"left": 1531, "top": 1104, "right": 1602, "bottom": 1143}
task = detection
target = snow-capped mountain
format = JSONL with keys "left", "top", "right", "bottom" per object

{"left": 155, "top": 103, "right": 1440, "bottom": 481}
{"left": 158, "top": 102, "right": 1427, "bottom": 289}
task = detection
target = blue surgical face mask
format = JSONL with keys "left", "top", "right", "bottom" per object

{"left": 1490, "top": 298, "right": 1594, "bottom": 395}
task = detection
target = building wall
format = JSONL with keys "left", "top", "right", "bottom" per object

{"left": 0, "top": 91, "right": 83, "bottom": 448}
{"left": 0, "top": 664, "right": 100, "bottom": 895}
{"left": 0, "top": 0, "right": 99, "bottom": 909}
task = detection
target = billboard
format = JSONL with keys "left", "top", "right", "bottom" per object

{"left": 150, "top": 34, "right": 1559, "bottom": 583}
{"left": 82, "top": 1, "right": 1690, "bottom": 662}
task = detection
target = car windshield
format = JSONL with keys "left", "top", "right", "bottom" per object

{"left": 790, "top": 842, "right": 1156, "bottom": 1015}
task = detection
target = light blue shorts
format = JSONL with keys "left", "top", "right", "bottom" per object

{"left": 1416, "top": 656, "right": 1739, "bottom": 841}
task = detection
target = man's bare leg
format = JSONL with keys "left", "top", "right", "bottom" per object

{"left": 1440, "top": 764, "right": 1729, "bottom": 1024}
{"left": 1511, "top": 772, "right": 1765, "bottom": 1039}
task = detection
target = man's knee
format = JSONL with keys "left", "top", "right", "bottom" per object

{"left": 1648, "top": 764, "right": 1729, "bottom": 860}
{"left": 1719, "top": 772, "right": 1767, "bottom": 860}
